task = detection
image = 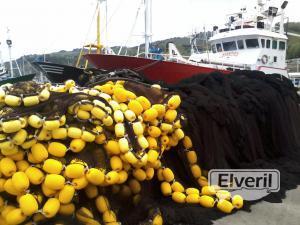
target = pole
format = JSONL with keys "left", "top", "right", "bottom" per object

{"left": 6, "top": 28, "right": 14, "bottom": 77}
{"left": 105, "top": 0, "right": 108, "bottom": 46}
{"left": 204, "top": 26, "right": 210, "bottom": 63}
{"left": 8, "top": 45, "right": 13, "bottom": 78}
{"left": 97, "top": 0, "right": 101, "bottom": 54}
{"left": 280, "top": 9, "right": 285, "bottom": 34}
{"left": 22, "top": 56, "right": 25, "bottom": 74}
{"left": 15, "top": 59, "right": 22, "bottom": 76}
{"left": 144, "top": 0, "right": 152, "bottom": 58}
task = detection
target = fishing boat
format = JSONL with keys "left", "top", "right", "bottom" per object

{"left": 85, "top": 0, "right": 291, "bottom": 84}
{"left": 32, "top": 61, "right": 84, "bottom": 84}
{"left": 0, "top": 73, "right": 36, "bottom": 85}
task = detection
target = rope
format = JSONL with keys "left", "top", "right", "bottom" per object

{"left": 118, "top": 0, "right": 144, "bottom": 55}
{"left": 93, "top": 0, "right": 123, "bottom": 46}
{"left": 80, "top": 2, "right": 99, "bottom": 50}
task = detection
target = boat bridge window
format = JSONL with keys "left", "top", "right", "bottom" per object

{"left": 212, "top": 45, "right": 217, "bottom": 53}
{"left": 279, "top": 41, "right": 286, "bottom": 50}
{"left": 216, "top": 43, "right": 222, "bottom": 52}
{"left": 293, "top": 78, "right": 300, "bottom": 86}
{"left": 261, "top": 39, "right": 265, "bottom": 48}
{"left": 222, "top": 41, "right": 237, "bottom": 51}
{"left": 245, "top": 39, "right": 259, "bottom": 49}
{"left": 272, "top": 40, "right": 278, "bottom": 49}
{"left": 237, "top": 40, "right": 244, "bottom": 49}
{"left": 266, "top": 40, "right": 271, "bottom": 48}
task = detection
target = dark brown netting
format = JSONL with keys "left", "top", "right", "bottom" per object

{"left": 97, "top": 70, "right": 300, "bottom": 225}
{"left": 167, "top": 70, "right": 300, "bottom": 170}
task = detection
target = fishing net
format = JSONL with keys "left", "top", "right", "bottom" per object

{"left": 0, "top": 69, "right": 299, "bottom": 225}
{"left": 171, "top": 70, "right": 300, "bottom": 169}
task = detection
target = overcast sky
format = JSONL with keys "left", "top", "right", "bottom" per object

{"left": 0, "top": 0, "right": 299, "bottom": 61}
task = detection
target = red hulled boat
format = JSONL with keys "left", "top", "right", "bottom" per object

{"left": 84, "top": 54, "right": 229, "bottom": 84}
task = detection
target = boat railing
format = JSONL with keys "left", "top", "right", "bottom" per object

{"left": 136, "top": 52, "right": 192, "bottom": 61}
{"left": 193, "top": 58, "right": 252, "bottom": 71}
{"left": 134, "top": 52, "right": 252, "bottom": 71}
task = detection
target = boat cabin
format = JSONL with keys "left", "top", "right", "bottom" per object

{"left": 188, "top": 0, "right": 289, "bottom": 77}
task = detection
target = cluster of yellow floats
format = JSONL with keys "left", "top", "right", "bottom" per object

{"left": 0, "top": 80, "right": 243, "bottom": 225}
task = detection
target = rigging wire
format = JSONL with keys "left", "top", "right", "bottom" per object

{"left": 118, "top": 0, "right": 144, "bottom": 55}
{"left": 93, "top": 0, "right": 123, "bottom": 46}
{"left": 79, "top": 1, "right": 99, "bottom": 51}
{"left": 39, "top": 2, "right": 98, "bottom": 60}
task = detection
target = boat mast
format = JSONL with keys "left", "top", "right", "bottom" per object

{"left": 144, "top": 0, "right": 152, "bottom": 58}
{"left": 97, "top": 0, "right": 102, "bottom": 54}
{"left": 6, "top": 28, "right": 13, "bottom": 78}
{"left": 105, "top": 0, "right": 108, "bottom": 45}
{"left": 279, "top": 1, "right": 288, "bottom": 34}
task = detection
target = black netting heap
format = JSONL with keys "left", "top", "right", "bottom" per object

{"left": 112, "top": 70, "right": 300, "bottom": 225}
{"left": 162, "top": 70, "right": 300, "bottom": 170}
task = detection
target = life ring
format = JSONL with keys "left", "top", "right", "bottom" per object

{"left": 261, "top": 55, "right": 268, "bottom": 64}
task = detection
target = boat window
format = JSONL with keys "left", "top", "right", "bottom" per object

{"left": 272, "top": 40, "right": 278, "bottom": 49}
{"left": 237, "top": 40, "right": 244, "bottom": 49}
{"left": 216, "top": 43, "right": 222, "bottom": 52}
{"left": 212, "top": 44, "right": 217, "bottom": 53}
{"left": 245, "top": 39, "right": 259, "bottom": 48}
{"left": 279, "top": 41, "right": 286, "bottom": 50}
{"left": 274, "top": 56, "right": 277, "bottom": 62}
{"left": 261, "top": 39, "right": 265, "bottom": 48}
{"left": 266, "top": 40, "right": 271, "bottom": 48}
{"left": 222, "top": 41, "right": 237, "bottom": 51}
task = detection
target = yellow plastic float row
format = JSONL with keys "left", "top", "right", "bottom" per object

{"left": 0, "top": 79, "right": 243, "bottom": 225}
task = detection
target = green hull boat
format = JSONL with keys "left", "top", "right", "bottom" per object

{"left": 0, "top": 73, "right": 36, "bottom": 85}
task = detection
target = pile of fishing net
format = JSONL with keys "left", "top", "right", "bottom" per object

{"left": 0, "top": 69, "right": 299, "bottom": 225}
{"left": 155, "top": 70, "right": 300, "bottom": 224}
{"left": 171, "top": 70, "right": 300, "bottom": 169}
{"left": 0, "top": 78, "right": 244, "bottom": 225}
{"left": 86, "top": 69, "right": 300, "bottom": 224}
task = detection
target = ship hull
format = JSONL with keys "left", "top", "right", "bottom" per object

{"left": 0, "top": 73, "right": 36, "bottom": 85}
{"left": 85, "top": 54, "right": 230, "bottom": 84}
{"left": 33, "top": 62, "right": 84, "bottom": 84}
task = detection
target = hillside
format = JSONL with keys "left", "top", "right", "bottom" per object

{"left": 10, "top": 22, "right": 300, "bottom": 75}
{"left": 286, "top": 22, "right": 300, "bottom": 59}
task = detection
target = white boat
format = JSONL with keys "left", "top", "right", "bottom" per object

{"left": 188, "top": 0, "right": 289, "bottom": 77}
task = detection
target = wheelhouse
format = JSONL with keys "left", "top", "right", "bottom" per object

{"left": 211, "top": 37, "right": 286, "bottom": 53}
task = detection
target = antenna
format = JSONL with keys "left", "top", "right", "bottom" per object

{"left": 257, "top": 0, "right": 264, "bottom": 7}
{"left": 279, "top": 1, "right": 288, "bottom": 34}
{"left": 281, "top": 1, "right": 288, "bottom": 9}
{"left": 144, "top": 0, "right": 152, "bottom": 58}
